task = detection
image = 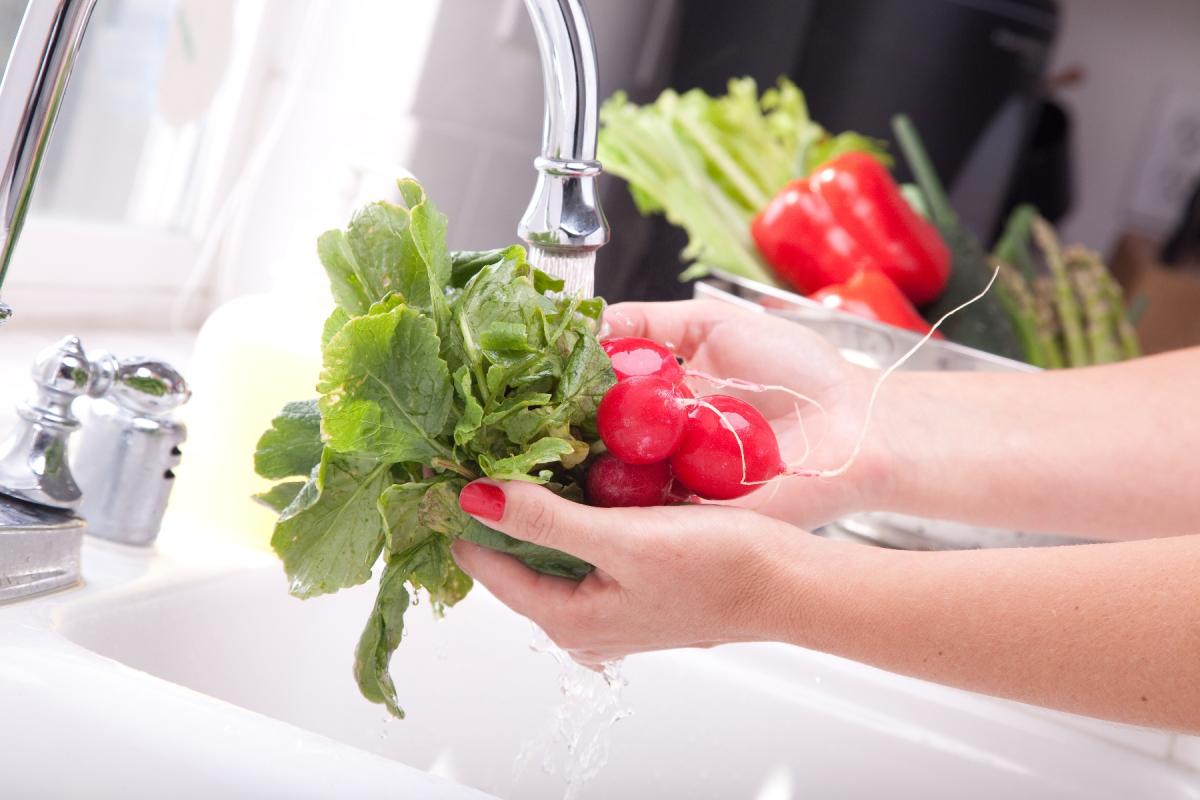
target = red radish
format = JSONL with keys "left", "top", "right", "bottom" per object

{"left": 671, "top": 395, "right": 784, "bottom": 500}
{"left": 586, "top": 454, "right": 672, "bottom": 507}
{"left": 602, "top": 337, "right": 685, "bottom": 385}
{"left": 597, "top": 375, "right": 688, "bottom": 464}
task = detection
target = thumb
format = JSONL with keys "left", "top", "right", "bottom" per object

{"left": 457, "top": 479, "right": 619, "bottom": 565}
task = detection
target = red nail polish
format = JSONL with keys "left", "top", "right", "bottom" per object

{"left": 459, "top": 481, "right": 505, "bottom": 522}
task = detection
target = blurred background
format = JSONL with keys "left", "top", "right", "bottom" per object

{"left": 0, "top": 0, "right": 1198, "bottom": 350}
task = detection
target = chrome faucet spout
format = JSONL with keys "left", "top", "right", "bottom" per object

{"left": 0, "top": 0, "right": 98, "bottom": 319}
{"left": 518, "top": 0, "right": 610, "bottom": 297}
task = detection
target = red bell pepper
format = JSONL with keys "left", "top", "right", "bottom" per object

{"left": 811, "top": 270, "right": 941, "bottom": 338}
{"left": 750, "top": 151, "right": 950, "bottom": 304}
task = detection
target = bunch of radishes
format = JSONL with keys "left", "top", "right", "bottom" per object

{"left": 586, "top": 337, "right": 787, "bottom": 507}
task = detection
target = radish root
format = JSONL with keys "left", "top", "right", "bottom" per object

{"left": 812, "top": 265, "right": 1000, "bottom": 480}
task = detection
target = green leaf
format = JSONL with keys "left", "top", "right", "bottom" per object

{"left": 352, "top": 529, "right": 474, "bottom": 719}
{"left": 460, "top": 516, "right": 592, "bottom": 580}
{"left": 254, "top": 400, "right": 323, "bottom": 480}
{"left": 405, "top": 533, "right": 471, "bottom": 608}
{"left": 353, "top": 556, "right": 411, "bottom": 718}
{"left": 418, "top": 480, "right": 592, "bottom": 580}
{"left": 253, "top": 480, "right": 306, "bottom": 513}
{"left": 319, "top": 304, "right": 454, "bottom": 463}
{"left": 319, "top": 179, "right": 451, "bottom": 315}
{"left": 322, "top": 307, "right": 351, "bottom": 348}
{"left": 416, "top": 480, "right": 466, "bottom": 535}
{"left": 255, "top": 177, "right": 626, "bottom": 721}
{"left": 496, "top": 404, "right": 569, "bottom": 445}
{"left": 555, "top": 334, "right": 616, "bottom": 426}
{"left": 449, "top": 246, "right": 525, "bottom": 288}
{"left": 451, "top": 366, "right": 484, "bottom": 447}
{"left": 317, "top": 230, "right": 372, "bottom": 316}
{"left": 577, "top": 297, "right": 605, "bottom": 320}
{"left": 532, "top": 268, "right": 565, "bottom": 294}
{"left": 480, "top": 321, "right": 534, "bottom": 353}
{"left": 477, "top": 436, "right": 573, "bottom": 482}
{"left": 482, "top": 392, "right": 553, "bottom": 426}
{"left": 271, "top": 450, "right": 390, "bottom": 598}
{"left": 379, "top": 481, "right": 436, "bottom": 553}
{"left": 449, "top": 255, "right": 555, "bottom": 372}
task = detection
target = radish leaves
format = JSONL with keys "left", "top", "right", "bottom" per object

{"left": 253, "top": 178, "right": 612, "bottom": 718}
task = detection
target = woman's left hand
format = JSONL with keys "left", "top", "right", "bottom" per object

{"left": 451, "top": 479, "right": 824, "bottom": 665}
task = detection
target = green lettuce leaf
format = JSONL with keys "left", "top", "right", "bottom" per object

{"left": 253, "top": 400, "right": 323, "bottom": 480}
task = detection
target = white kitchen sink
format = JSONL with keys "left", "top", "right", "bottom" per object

{"left": 1, "top": 297, "right": 1197, "bottom": 798}
{"left": 1, "top": 531, "right": 1195, "bottom": 799}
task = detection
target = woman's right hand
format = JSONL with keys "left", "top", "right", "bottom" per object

{"left": 603, "top": 300, "right": 899, "bottom": 528}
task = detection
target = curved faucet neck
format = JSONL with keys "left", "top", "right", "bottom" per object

{"left": 0, "top": 0, "right": 98, "bottom": 309}
{"left": 524, "top": 0, "right": 600, "bottom": 164}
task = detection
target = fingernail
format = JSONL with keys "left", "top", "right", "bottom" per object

{"left": 459, "top": 481, "right": 505, "bottom": 522}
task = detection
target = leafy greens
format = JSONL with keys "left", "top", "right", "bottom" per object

{"left": 598, "top": 77, "right": 889, "bottom": 285}
{"left": 253, "top": 179, "right": 614, "bottom": 718}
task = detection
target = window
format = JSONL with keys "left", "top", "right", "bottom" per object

{"left": 0, "top": 0, "right": 278, "bottom": 327}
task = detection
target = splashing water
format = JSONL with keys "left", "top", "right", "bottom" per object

{"left": 512, "top": 625, "right": 633, "bottom": 799}
{"left": 527, "top": 248, "right": 597, "bottom": 300}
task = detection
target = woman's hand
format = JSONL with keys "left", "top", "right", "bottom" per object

{"left": 451, "top": 479, "right": 823, "bottom": 665}
{"left": 605, "top": 300, "right": 896, "bottom": 527}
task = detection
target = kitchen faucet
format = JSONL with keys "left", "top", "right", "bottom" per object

{"left": 0, "top": 0, "right": 608, "bottom": 601}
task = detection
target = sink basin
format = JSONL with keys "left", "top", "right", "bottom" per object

{"left": 3, "top": 534, "right": 1190, "bottom": 799}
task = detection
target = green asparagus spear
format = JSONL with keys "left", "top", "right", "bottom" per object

{"left": 1032, "top": 275, "right": 1063, "bottom": 360}
{"left": 1032, "top": 217, "right": 1088, "bottom": 367}
{"left": 996, "top": 261, "right": 1053, "bottom": 368}
{"left": 1064, "top": 247, "right": 1119, "bottom": 365}
{"left": 994, "top": 204, "right": 1039, "bottom": 281}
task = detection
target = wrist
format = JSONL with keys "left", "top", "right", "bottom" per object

{"left": 858, "top": 371, "right": 944, "bottom": 515}
{"left": 752, "top": 531, "right": 889, "bottom": 649}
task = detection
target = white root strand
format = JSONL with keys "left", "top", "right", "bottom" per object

{"left": 811, "top": 264, "right": 1001, "bottom": 480}
{"left": 686, "top": 371, "right": 829, "bottom": 420}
